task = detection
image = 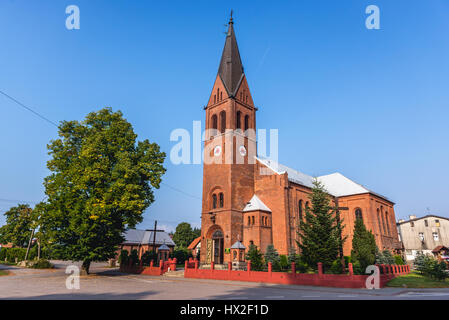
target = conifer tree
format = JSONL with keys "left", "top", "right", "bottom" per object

{"left": 351, "top": 218, "right": 377, "bottom": 272}
{"left": 264, "top": 244, "right": 281, "bottom": 270}
{"left": 245, "top": 244, "right": 264, "bottom": 271}
{"left": 297, "top": 180, "right": 344, "bottom": 271}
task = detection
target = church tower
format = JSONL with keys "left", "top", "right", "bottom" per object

{"left": 200, "top": 16, "right": 257, "bottom": 264}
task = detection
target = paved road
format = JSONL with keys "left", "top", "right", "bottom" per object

{"left": 1, "top": 261, "right": 449, "bottom": 300}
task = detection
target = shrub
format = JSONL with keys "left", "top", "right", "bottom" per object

{"left": 428, "top": 261, "right": 448, "bottom": 281}
{"left": 5, "top": 248, "right": 26, "bottom": 263}
{"left": 129, "top": 249, "right": 139, "bottom": 266}
{"left": 264, "top": 244, "right": 281, "bottom": 271}
{"left": 141, "top": 251, "right": 157, "bottom": 266}
{"left": 414, "top": 254, "right": 448, "bottom": 281}
{"left": 279, "top": 255, "right": 288, "bottom": 270}
{"left": 296, "top": 260, "right": 309, "bottom": 273}
{"left": 394, "top": 255, "right": 405, "bottom": 265}
{"left": 170, "top": 247, "right": 192, "bottom": 265}
{"left": 118, "top": 250, "right": 129, "bottom": 266}
{"left": 352, "top": 260, "right": 363, "bottom": 275}
{"left": 30, "top": 259, "right": 53, "bottom": 269}
{"left": 329, "top": 259, "right": 343, "bottom": 274}
{"left": 245, "top": 244, "right": 264, "bottom": 271}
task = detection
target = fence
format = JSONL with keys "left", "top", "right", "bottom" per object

{"left": 119, "top": 258, "right": 177, "bottom": 276}
{"left": 184, "top": 260, "right": 410, "bottom": 289}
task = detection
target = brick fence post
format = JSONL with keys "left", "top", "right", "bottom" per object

{"left": 268, "top": 262, "right": 272, "bottom": 277}
{"left": 159, "top": 262, "right": 163, "bottom": 275}
{"left": 211, "top": 261, "right": 215, "bottom": 271}
{"left": 184, "top": 260, "right": 188, "bottom": 270}
{"left": 194, "top": 259, "right": 199, "bottom": 270}
{"left": 247, "top": 260, "right": 251, "bottom": 273}
{"left": 228, "top": 261, "right": 232, "bottom": 273}
{"left": 348, "top": 263, "right": 353, "bottom": 276}
{"left": 318, "top": 262, "right": 323, "bottom": 277}
{"left": 291, "top": 262, "right": 296, "bottom": 276}
{"left": 150, "top": 260, "right": 154, "bottom": 268}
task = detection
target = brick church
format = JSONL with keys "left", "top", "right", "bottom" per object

{"left": 200, "top": 16, "right": 401, "bottom": 265}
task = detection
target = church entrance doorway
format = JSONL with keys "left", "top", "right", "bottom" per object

{"left": 212, "top": 229, "right": 224, "bottom": 264}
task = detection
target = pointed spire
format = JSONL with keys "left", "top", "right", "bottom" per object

{"left": 217, "top": 12, "right": 244, "bottom": 97}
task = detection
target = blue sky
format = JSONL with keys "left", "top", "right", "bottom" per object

{"left": 0, "top": 0, "right": 448, "bottom": 232}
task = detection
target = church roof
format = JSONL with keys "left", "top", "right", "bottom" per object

{"left": 243, "top": 195, "right": 272, "bottom": 213}
{"left": 217, "top": 15, "right": 245, "bottom": 97}
{"left": 255, "top": 157, "right": 392, "bottom": 203}
{"left": 122, "top": 229, "right": 176, "bottom": 246}
{"left": 187, "top": 236, "right": 202, "bottom": 250}
{"left": 231, "top": 241, "right": 246, "bottom": 249}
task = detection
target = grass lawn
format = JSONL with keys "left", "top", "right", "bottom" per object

{"left": 0, "top": 270, "right": 10, "bottom": 276}
{"left": 387, "top": 271, "right": 449, "bottom": 288}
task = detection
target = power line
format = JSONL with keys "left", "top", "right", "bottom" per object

{"left": 1, "top": 89, "right": 202, "bottom": 204}
{"left": 0, "top": 89, "right": 58, "bottom": 127}
{"left": 160, "top": 182, "right": 201, "bottom": 201}
{"left": 0, "top": 198, "right": 40, "bottom": 205}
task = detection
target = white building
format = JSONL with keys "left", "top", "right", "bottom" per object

{"left": 397, "top": 215, "right": 449, "bottom": 263}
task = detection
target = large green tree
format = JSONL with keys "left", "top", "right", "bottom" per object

{"left": 172, "top": 222, "right": 199, "bottom": 248}
{"left": 39, "top": 108, "right": 166, "bottom": 273}
{"left": 297, "top": 180, "right": 345, "bottom": 272}
{"left": 0, "top": 204, "right": 34, "bottom": 247}
{"left": 351, "top": 218, "right": 377, "bottom": 272}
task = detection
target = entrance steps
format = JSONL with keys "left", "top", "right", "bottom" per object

{"left": 199, "top": 264, "right": 228, "bottom": 270}
{"left": 164, "top": 270, "right": 185, "bottom": 278}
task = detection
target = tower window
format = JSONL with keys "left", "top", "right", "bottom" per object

{"left": 220, "top": 111, "right": 226, "bottom": 133}
{"left": 214, "top": 95, "right": 216, "bottom": 104}
{"left": 248, "top": 216, "right": 251, "bottom": 226}
{"left": 219, "top": 193, "right": 224, "bottom": 208}
{"left": 385, "top": 211, "right": 390, "bottom": 236}
{"left": 424, "top": 219, "right": 428, "bottom": 227}
{"left": 236, "top": 111, "right": 241, "bottom": 129}
{"left": 212, "top": 115, "right": 218, "bottom": 130}
{"left": 212, "top": 194, "right": 217, "bottom": 209}
{"left": 435, "top": 220, "right": 440, "bottom": 227}
{"left": 355, "top": 208, "right": 363, "bottom": 221}
{"left": 244, "top": 115, "right": 249, "bottom": 131}
{"left": 298, "top": 200, "right": 303, "bottom": 220}
{"left": 433, "top": 232, "right": 439, "bottom": 241}
{"left": 252, "top": 216, "right": 255, "bottom": 225}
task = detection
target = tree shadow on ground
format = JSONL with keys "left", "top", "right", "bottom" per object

{"left": 3, "top": 290, "right": 157, "bottom": 300}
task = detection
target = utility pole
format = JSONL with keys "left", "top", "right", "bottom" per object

{"left": 152, "top": 220, "right": 157, "bottom": 252}
{"left": 25, "top": 229, "right": 35, "bottom": 261}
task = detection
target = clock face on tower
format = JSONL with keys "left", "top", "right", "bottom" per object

{"left": 239, "top": 145, "right": 247, "bottom": 157}
{"left": 214, "top": 145, "right": 222, "bottom": 157}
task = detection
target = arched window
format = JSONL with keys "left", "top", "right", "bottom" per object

{"left": 380, "top": 206, "right": 386, "bottom": 236}
{"left": 252, "top": 216, "right": 255, "bottom": 225}
{"left": 220, "top": 92, "right": 223, "bottom": 101}
{"left": 248, "top": 216, "right": 251, "bottom": 226}
{"left": 220, "top": 111, "right": 226, "bottom": 133}
{"left": 305, "top": 201, "right": 310, "bottom": 211}
{"left": 377, "top": 208, "right": 382, "bottom": 234}
{"left": 385, "top": 211, "right": 390, "bottom": 236}
{"left": 216, "top": 88, "right": 219, "bottom": 102}
{"left": 298, "top": 200, "right": 303, "bottom": 220}
{"left": 219, "top": 193, "right": 224, "bottom": 208}
{"left": 355, "top": 208, "right": 363, "bottom": 221}
{"left": 211, "top": 115, "right": 218, "bottom": 131}
{"left": 212, "top": 194, "right": 217, "bottom": 209}
{"left": 214, "top": 95, "right": 216, "bottom": 104}
{"left": 236, "top": 111, "right": 241, "bottom": 130}
{"left": 244, "top": 115, "right": 249, "bottom": 131}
